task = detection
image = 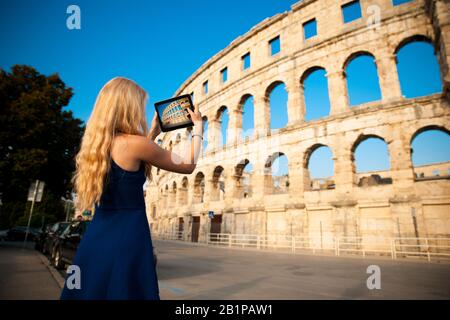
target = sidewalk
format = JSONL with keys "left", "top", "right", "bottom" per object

{"left": 0, "top": 241, "right": 62, "bottom": 300}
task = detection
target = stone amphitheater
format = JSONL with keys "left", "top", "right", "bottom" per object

{"left": 145, "top": 0, "right": 450, "bottom": 251}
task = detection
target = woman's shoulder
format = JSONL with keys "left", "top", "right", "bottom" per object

{"left": 113, "top": 134, "right": 153, "bottom": 155}
{"left": 114, "top": 133, "right": 147, "bottom": 145}
{"left": 111, "top": 134, "right": 149, "bottom": 170}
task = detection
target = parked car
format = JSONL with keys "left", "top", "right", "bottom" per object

{"left": 45, "top": 222, "right": 70, "bottom": 255}
{"left": 35, "top": 222, "right": 70, "bottom": 254}
{"left": 35, "top": 224, "right": 52, "bottom": 251}
{"left": 7, "top": 226, "right": 40, "bottom": 241}
{"left": 52, "top": 220, "right": 158, "bottom": 269}
{"left": 52, "top": 220, "right": 90, "bottom": 269}
{"left": 0, "top": 229, "right": 8, "bottom": 242}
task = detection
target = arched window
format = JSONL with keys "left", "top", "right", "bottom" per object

{"left": 305, "top": 144, "right": 334, "bottom": 190}
{"left": 164, "top": 184, "right": 169, "bottom": 208}
{"left": 302, "top": 67, "right": 331, "bottom": 121}
{"left": 345, "top": 52, "right": 382, "bottom": 106}
{"left": 186, "top": 127, "right": 193, "bottom": 142}
{"left": 202, "top": 116, "right": 208, "bottom": 152}
{"left": 266, "top": 81, "right": 288, "bottom": 129}
{"left": 239, "top": 94, "right": 254, "bottom": 140}
{"left": 353, "top": 136, "right": 392, "bottom": 186}
{"left": 171, "top": 181, "right": 177, "bottom": 206}
{"left": 396, "top": 37, "right": 442, "bottom": 98}
{"left": 265, "top": 152, "right": 289, "bottom": 194}
{"left": 193, "top": 172, "right": 205, "bottom": 203}
{"left": 179, "top": 177, "right": 188, "bottom": 205}
{"left": 182, "top": 177, "right": 188, "bottom": 187}
{"left": 235, "top": 159, "right": 253, "bottom": 198}
{"left": 411, "top": 127, "right": 450, "bottom": 179}
{"left": 216, "top": 106, "right": 229, "bottom": 147}
{"left": 211, "top": 166, "right": 225, "bottom": 201}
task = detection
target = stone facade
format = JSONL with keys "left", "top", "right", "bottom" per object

{"left": 145, "top": 0, "right": 450, "bottom": 247}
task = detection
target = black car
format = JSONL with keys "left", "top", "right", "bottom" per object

{"left": 34, "top": 225, "right": 50, "bottom": 251}
{"left": 52, "top": 220, "right": 158, "bottom": 270}
{"left": 0, "top": 229, "right": 8, "bottom": 241}
{"left": 36, "top": 222, "right": 70, "bottom": 255}
{"left": 53, "top": 220, "right": 90, "bottom": 270}
{"left": 7, "top": 226, "right": 40, "bottom": 241}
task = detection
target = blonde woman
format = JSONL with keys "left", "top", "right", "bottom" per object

{"left": 60, "top": 77, "right": 203, "bottom": 300}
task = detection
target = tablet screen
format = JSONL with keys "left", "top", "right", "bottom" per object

{"left": 154, "top": 94, "right": 194, "bottom": 132}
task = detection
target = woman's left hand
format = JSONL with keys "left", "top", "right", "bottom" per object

{"left": 148, "top": 113, "right": 161, "bottom": 140}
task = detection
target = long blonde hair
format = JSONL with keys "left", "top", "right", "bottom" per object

{"left": 73, "top": 77, "right": 152, "bottom": 212}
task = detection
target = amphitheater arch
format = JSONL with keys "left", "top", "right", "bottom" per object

{"left": 265, "top": 81, "right": 288, "bottom": 129}
{"left": 202, "top": 116, "right": 208, "bottom": 152}
{"left": 395, "top": 35, "right": 443, "bottom": 98}
{"left": 344, "top": 51, "right": 382, "bottom": 106}
{"left": 410, "top": 125, "right": 450, "bottom": 180}
{"left": 164, "top": 184, "right": 169, "bottom": 209}
{"left": 410, "top": 125, "right": 450, "bottom": 144}
{"left": 264, "top": 152, "right": 289, "bottom": 194}
{"left": 238, "top": 94, "right": 255, "bottom": 140}
{"left": 171, "top": 181, "right": 177, "bottom": 206}
{"left": 211, "top": 166, "right": 225, "bottom": 201}
{"left": 181, "top": 176, "right": 189, "bottom": 188}
{"left": 301, "top": 66, "right": 331, "bottom": 121}
{"left": 193, "top": 172, "right": 205, "bottom": 204}
{"left": 394, "top": 35, "right": 435, "bottom": 55}
{"left": 179, "top": 177, "right": 189, "bottom": 205}
{"left": 235, "top": 159, "right": 253, "bottom": 198}
{"left": 215, "top": 106, "right": 229, "bottom": 147}
{"left": 352, "top": 134, "right": 392, "bottom": 187}
{"left": 304, "top": 143, "right": 335, "bottom": 191}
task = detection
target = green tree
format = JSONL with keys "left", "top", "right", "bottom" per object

{"left": 0, "top": 65, "right": 84, "bottom": 228}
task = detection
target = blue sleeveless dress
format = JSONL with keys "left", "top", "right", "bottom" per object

{"left": 60, "top": 159, "right": 160, "bottom": 300}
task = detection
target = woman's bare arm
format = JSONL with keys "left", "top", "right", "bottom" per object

{"left": 131, "top": 131, "right": 202, "bottom": 174}
{"left": 132, "top": 105, "right": 204, "bottom": 174}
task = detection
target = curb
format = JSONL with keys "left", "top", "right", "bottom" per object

{"left": 36, "top": 251, "right": 65, "bottom": 289}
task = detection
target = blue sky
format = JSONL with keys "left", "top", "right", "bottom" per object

{"left": 0, "top": 0, "right": 298, "bottom": 122}
{"left": 1, "top": 0, "right": 448, "bottom": 179}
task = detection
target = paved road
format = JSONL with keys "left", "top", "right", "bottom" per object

{"left": 0, "top": 241, "right": 62, "bottom": 299}
{"left": 1, "top": 240, "right": 449, "bottom": 299}
{"left": 154, "top": 240, "right": 450, "bottom": 300}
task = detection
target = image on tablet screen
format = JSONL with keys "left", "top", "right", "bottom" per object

{"left": 156, "top": 96, "right": 192, "bottom": 130}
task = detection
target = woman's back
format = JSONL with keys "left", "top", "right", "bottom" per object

{"left": 97, "top": 158, "right": 146, "bottom": 211}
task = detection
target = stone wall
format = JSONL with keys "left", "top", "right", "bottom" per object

{"left": 145, "top": 0, "right": 450, "bottom": 245}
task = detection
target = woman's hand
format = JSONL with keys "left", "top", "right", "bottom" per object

{"left": 148, "top": 113, "right": 161, "bottom": 140}
{"left": 186, "top": 104, "right": 203, "bottom": 132}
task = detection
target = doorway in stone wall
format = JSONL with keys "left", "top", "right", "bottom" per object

{"left": 191, "top": 216, "right": 200, "bottom": 243}
{"left": 178, "top": 217, "right": 184, "bottom": 240}
{"left": 209, "top": 214, "right": 222, "bottom": 242}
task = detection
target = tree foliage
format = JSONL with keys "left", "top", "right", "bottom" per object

{"left": 0, "top": 65, "right": 84, "bottom": 228}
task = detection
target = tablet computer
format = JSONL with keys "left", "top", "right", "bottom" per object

{"left": 154, "top": 94, "right": 194, "bottom": 132}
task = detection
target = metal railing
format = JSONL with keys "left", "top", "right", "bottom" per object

{"left": 393, "top": 237, "right": 450, "bottom": 261}
{"left": 154, "top": 231, "right": 184, "bottom": 241}
{"left": 152, "top": 231, "right": 450, "bottom": 262}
